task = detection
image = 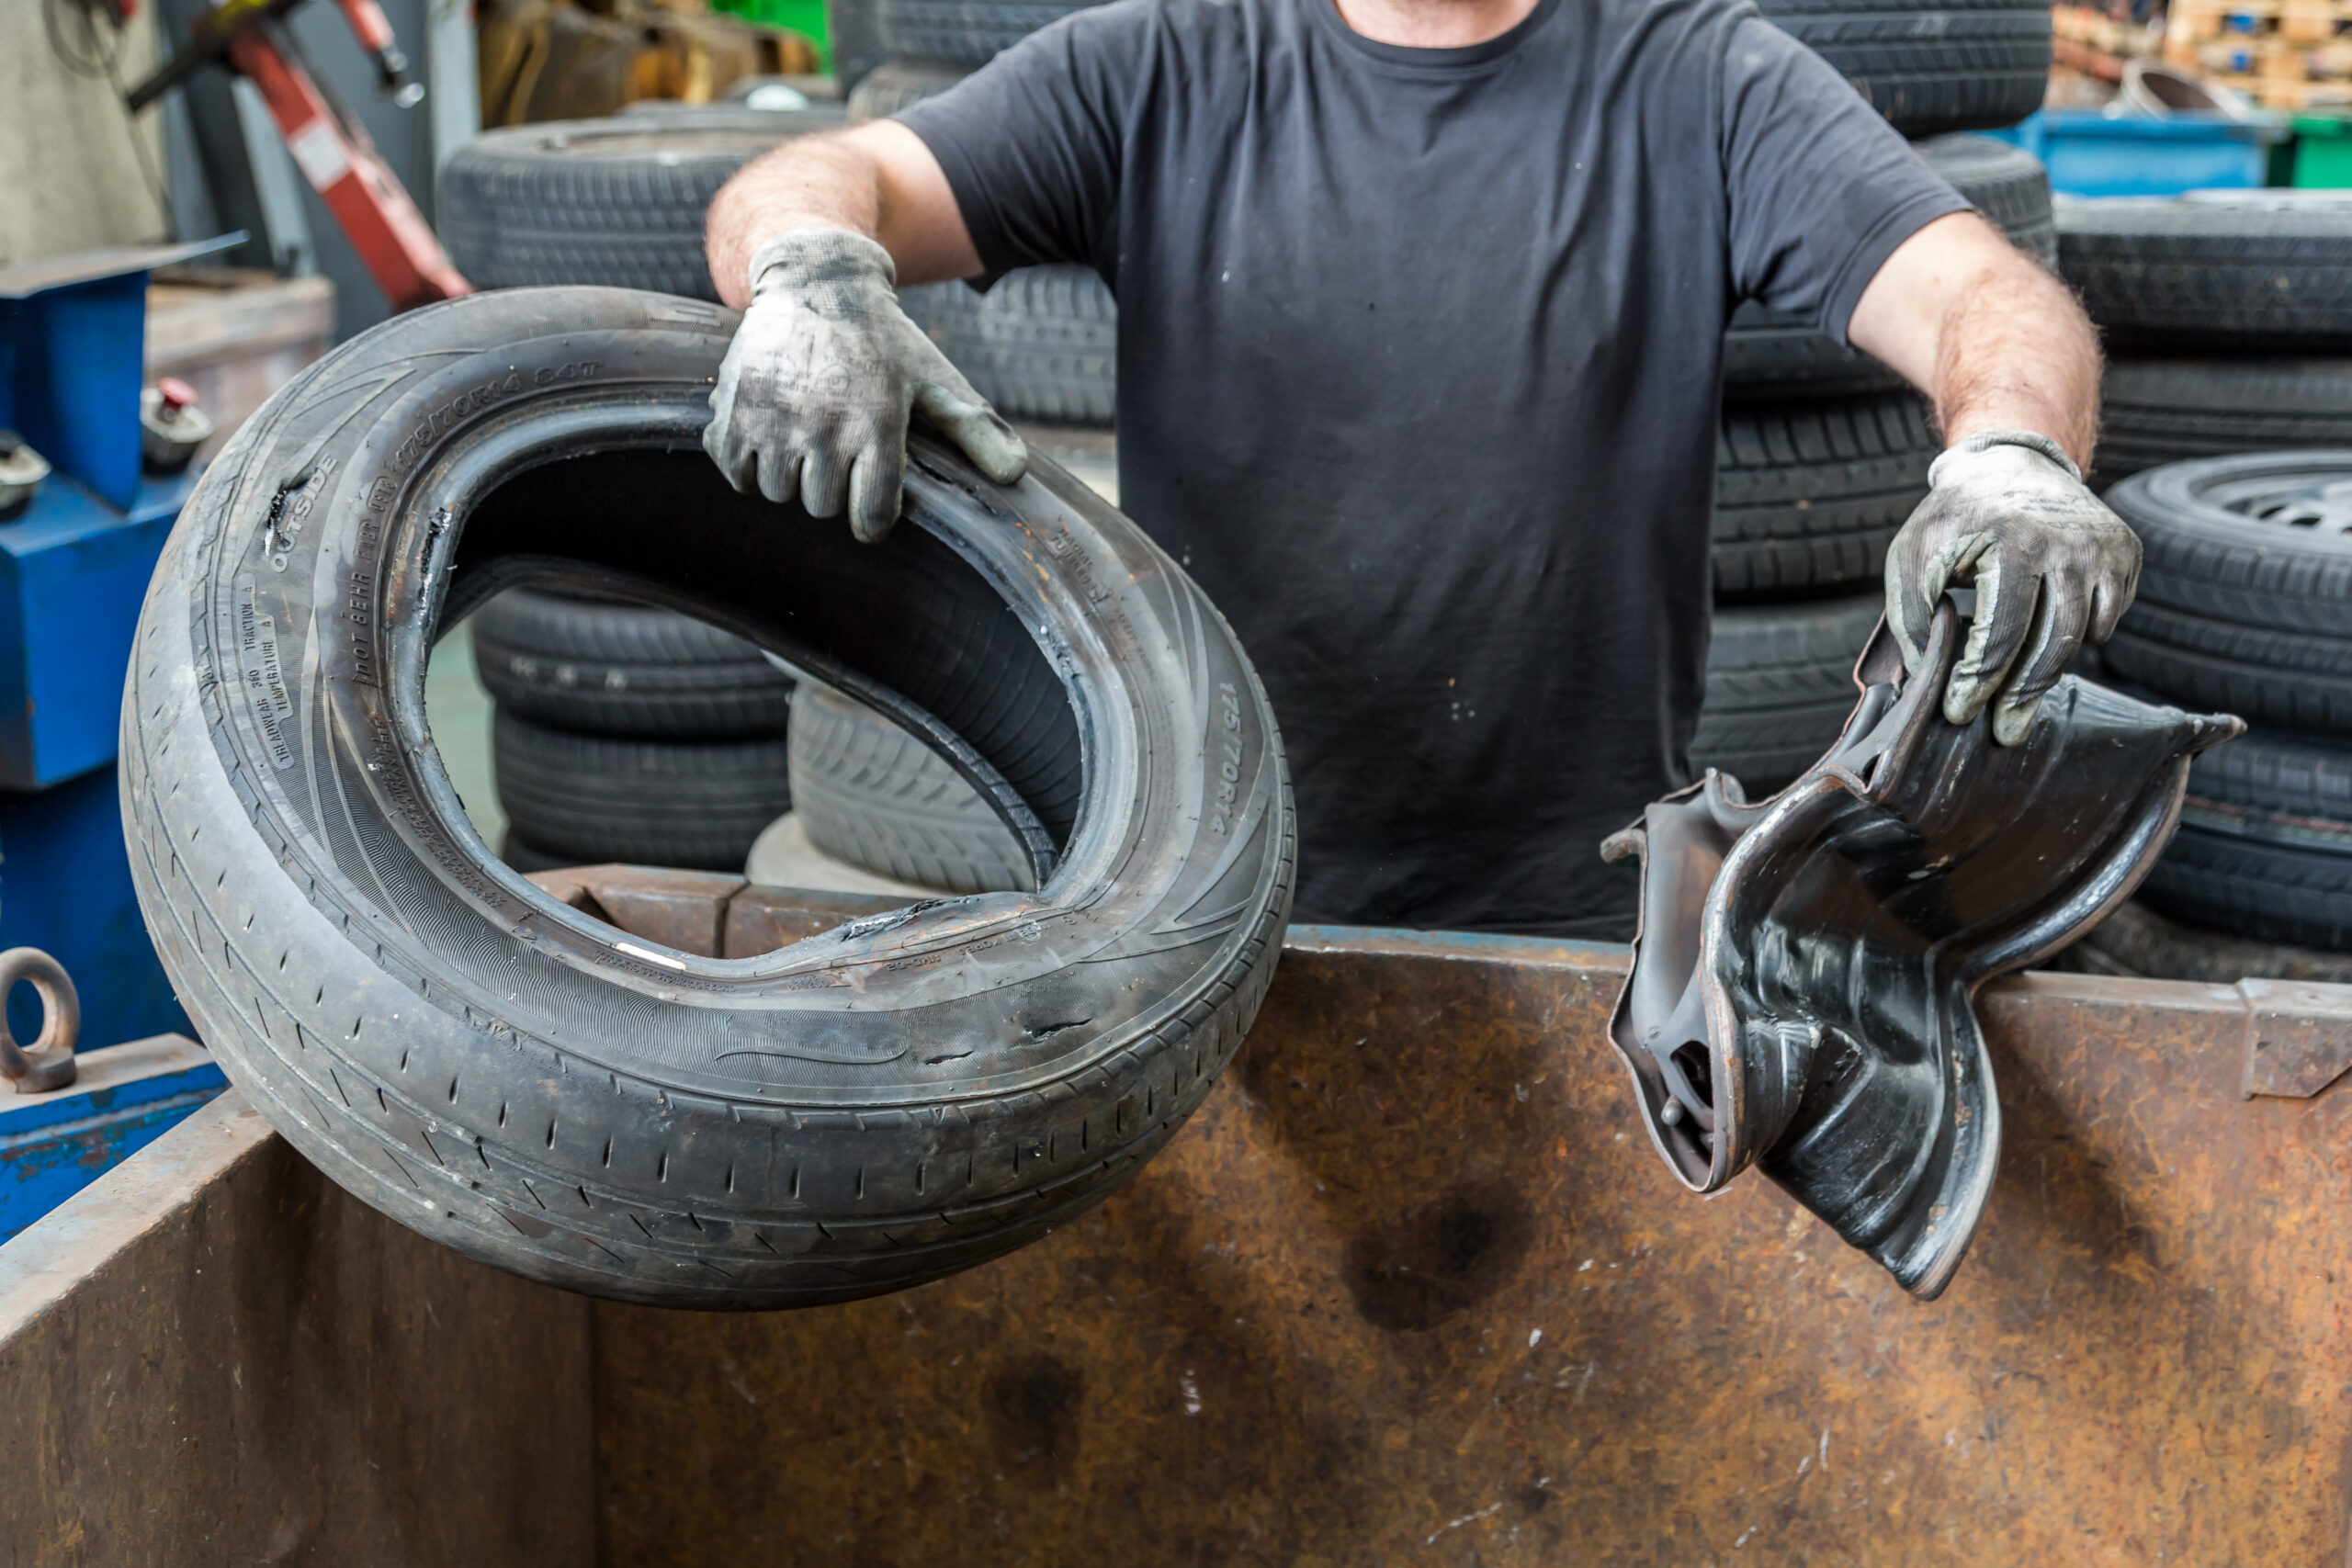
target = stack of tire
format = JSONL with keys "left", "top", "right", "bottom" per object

{"left": 843, "top": 7, "right": 1117, "bottom": 430}
{"left": 1694, "top": 128, "right": 2057, "bottom": 794}
{"left": 2061, "top": 196, "right": 2352, "bottom": 485}
{"left": 2078, "top": 456, "right": 2352, "bottom": 969}
{"left": 474, "top": 592, "right": 799, "bottom": 872}
{"left": 2041, "top": 195, "right": 2352, "bottom": 975}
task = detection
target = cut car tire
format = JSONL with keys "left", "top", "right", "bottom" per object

{"left": 122, "top": 285, "right": 1294, "bottom": 1309}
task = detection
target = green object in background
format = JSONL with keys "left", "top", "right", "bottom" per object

{"left": 2292, "top": 113, "right": 2352, "bottom": 187}
{"left": 711, "top": 0, "right": 832, "bottom": 65}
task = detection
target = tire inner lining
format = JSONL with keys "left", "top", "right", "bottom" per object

{"left": 444, "top": 447, "right": 1084, "bottom": 869}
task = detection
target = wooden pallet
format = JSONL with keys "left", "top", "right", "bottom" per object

{"left": 2165, "top": 0, "right": 2352, "bottom": 107}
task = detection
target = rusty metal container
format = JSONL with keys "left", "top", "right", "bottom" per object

{"left": 6, "top": 906, "right": 2349, "bottom": 1564}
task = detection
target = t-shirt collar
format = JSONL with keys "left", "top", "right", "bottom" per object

{"left": 1308, "top": 0, "right": 1569, "bottom": 72}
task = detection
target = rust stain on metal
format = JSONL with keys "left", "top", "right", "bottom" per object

{"left": 584, "top": 922, "right": 2352, "bottom": 1565}
{"left": 2238, "top": 977, "right": 2352, "bottom": 1100}
{"left": 525, "top": 866, "right": 905, "bottom": 958}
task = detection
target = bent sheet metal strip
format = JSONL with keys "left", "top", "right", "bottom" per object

{"left": 1604, "top": 604, "right": 2240, "bottom": 1298}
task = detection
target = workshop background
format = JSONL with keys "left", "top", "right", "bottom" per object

{"left": 11, "top": 0, "right": 2352, "bottom": 1561}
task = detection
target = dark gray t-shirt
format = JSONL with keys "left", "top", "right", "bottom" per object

{"left": 899, "top": 0, "right": 1967, "bottom": 939}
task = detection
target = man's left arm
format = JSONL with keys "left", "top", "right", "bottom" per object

{"left": 1849, "top": 211, "right": 2140, "bottom": 746}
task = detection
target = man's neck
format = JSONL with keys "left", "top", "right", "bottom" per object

{"left": 1329, "top": 0, "right": 1542, "bottom": 49}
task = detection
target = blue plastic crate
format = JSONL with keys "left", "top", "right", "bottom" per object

{"left": 1994, "top": 110, "right": 2289, "bottom": 197}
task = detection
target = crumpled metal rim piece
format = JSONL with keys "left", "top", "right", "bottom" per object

{"left": 1604, "top": 604, "right": 2241, "bottom": 1300}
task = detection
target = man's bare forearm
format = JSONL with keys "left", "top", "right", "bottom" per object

{"left": 1930, "top": 254, "right": 2100, "bottom": 469}
{"left": 706, "top": 123, "right": 982, "bottom": 310}
{"left": 707, "top": 135, "right": 883, "bottom": 310}
{"left": 1850, "top": 212, "right": 2101, "bottom": 470}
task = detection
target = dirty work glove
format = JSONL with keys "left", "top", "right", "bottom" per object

{"left": 704, "top": 227, "right": 1027, "bottom": 543}
{"left": 1884, "top": 429, "right": 2141, "bottom": 747}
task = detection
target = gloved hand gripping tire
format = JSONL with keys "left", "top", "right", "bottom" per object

{"left": 1885, "top": 429, "right": 2141, "bottom": 746}
{"left": 703, "top": 227, "right": 1029, "bottom": 542}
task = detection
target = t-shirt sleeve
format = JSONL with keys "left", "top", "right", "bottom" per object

{"left": 1719, "top": 16, "right": 1973, "bottom": 344}
{"left": 892, "top": 1, "right": 1154, "bottom": 284}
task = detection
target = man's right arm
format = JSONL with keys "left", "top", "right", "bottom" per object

{"left": 706, "top": 121, "right": 983, "bottom": 309}
{"left": 698, "top": 123, "right": 1027, "bottom": 541}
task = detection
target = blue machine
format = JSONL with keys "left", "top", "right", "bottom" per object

{"left": 0, "top": 1035, "right": 226, "bottom": 1241}
{"left": 0, "top": 239, "right": 247, "bottom": 1236}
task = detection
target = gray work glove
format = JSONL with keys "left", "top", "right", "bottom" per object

{"left": 703, "top": 227, "right": 1027, "bottom": 542}
{"left": 1885, "top": 429, "right": 2141, "bottom": 747}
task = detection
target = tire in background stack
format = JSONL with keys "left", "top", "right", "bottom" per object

{"left": 2062, "top": 196, "right": 2352, "bottom": 485}
{"left": 1751, "top": 0, "right": 2052, "bottom": 139}
{"left": 474, "top": 590, "right": 797, "bottom": 872}
{"left": 437, "top": 108, "right": 844, "bottom": 299}
{"left": 787, "top": 683, "right": 1032, "bottom": 893}
{"left": 1695, "top": 133, "right": 2055, "bottom": 794}
{"left": 2095, "top": 456, "right": 2352, "bottom": 955}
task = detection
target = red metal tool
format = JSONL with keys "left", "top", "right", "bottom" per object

{"left": 126, "top": 0, "right": 469, "bottom": 311}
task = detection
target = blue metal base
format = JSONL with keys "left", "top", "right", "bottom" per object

{"left": 0, "top": 468, "right": 193, "bottom": 791}
{"left": 0, "top": 763, "right": 193, "bottom": 1051}
{"left": 0, "top": 1034, "right": 225, "bottom": 1242}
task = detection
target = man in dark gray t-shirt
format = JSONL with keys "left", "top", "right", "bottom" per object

{"left": 699, "top": 0, "right": 2137, "bottom": 940}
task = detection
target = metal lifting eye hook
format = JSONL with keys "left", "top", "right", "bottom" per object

{"left": 0, "top": 948, "right": 80, "bottom": 1095}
